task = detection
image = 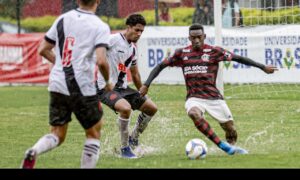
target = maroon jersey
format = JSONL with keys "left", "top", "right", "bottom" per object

{"left": 163, "top": 44, "right": 233, "bottom": 100}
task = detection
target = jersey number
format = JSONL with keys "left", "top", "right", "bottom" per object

{"left": 62, "top": 37, "right": 75, "bottom": 67}
{"left": 118, "top": 63, "right": 126, "bottom": 72}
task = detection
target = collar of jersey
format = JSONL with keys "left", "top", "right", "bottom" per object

{"left": 120, "top": 33, "right": 132, "bottom": 47}
{"left": 76, "top": 8, "right": 95, "bottom": 15}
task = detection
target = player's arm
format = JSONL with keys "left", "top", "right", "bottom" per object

{"left": 38, "top": 38, "right": 55, "bottom": 64}
{"left": 130, "top": 65, "right": 142, "bottom": 90}
{"left": 231, "top": 54, "right": 278, "bottom": 74}
{"left": 96, "top": 47, "right": 113, "bottom": 91}
{"left": 139, "top": 62, "right": 168, "bottom": 96}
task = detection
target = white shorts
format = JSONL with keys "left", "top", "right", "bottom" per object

{"left": 185, "top": 97, "right": 233, "bottom": 123}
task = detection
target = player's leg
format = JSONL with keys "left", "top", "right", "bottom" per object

{"left": 114, "top": 98, "right": 132, "bottom": 148}
{"left": 205, "top": 99, "right": 247, "bottom": 154}
{"left": 98, "top": 89, "right": 136, "bottom": 158}
{"left": 130, "top": 98, "right": 157, "bottom": 148}
{"left": 82, "top": 119, "right": 103, "bottom": 168}
{"left": 185, "top": 97, "right": 238, "bottom": 155}
{"left": 220, "top": 120, "right": 237, "bottom": 145}
{"left": 75, "top": 94, "right": 105, "bottom": 168}
{"left": 114, "top": 98, "right": 137, "bottom": 158}
{"left": 21, "top": 92, "right": 70, "bottom": 169}
{"left": 121, "top": 87, "right": 157, "bottom": 148}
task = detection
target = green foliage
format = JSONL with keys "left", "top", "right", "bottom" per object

{"left": 242, "top": 7, "right": 300, "bottom": 25}
{"left": 100, "top": 16, "right": 126, "bottom": 30}
{"left": 5, "top": 7, "right": 300, "bottom": 32}
{"left": 21, "top": 16, "right": 56, "bottom": 32}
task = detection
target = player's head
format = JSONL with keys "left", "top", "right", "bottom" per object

{"left": 125, "top": 14, "right": 147, "bottom": 43}
{"left": 189, "top": 23, "right": 206, "bottom": 50}
{"left": 78, "top": 0, "right": 100, "bottom": 8}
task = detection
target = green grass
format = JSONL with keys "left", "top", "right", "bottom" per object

{"left": 0, "top": 84, "right": 300, "bottom": 168}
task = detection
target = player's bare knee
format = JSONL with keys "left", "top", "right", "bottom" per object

{"left": 145, "top": 103, "right": 158, "bottom": 116}
{"left": 188, "top": 108, "right": 203, "bottom": 121}
{"left": 119, "top": 105, "right": 132, "bottom": 118}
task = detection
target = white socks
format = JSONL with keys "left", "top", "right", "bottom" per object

{"left": 81, "top": 138, "right": 100, "bottom": 169}
{"left": 32, "top": 133, "right": 59, "bottom": 155}
{"left": 118, "top": 117, "right": 130, "bottom": 148}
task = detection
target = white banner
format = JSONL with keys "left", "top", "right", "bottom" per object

{"left": 137, "top": 25, "right": 300, "bottom": 84}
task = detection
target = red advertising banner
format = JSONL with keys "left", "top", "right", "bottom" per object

{"left": 0, "top": 33, "right": 51, "bottom": 84}
{"left": 0, "top": 32, "right": 132, "bottom": 85}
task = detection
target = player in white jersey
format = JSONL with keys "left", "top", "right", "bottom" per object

{"left": 97, "top": 14, "right": 157, "bottom": 158}
{"left": 21, "top": 0, "right": 112, "bottom": 169}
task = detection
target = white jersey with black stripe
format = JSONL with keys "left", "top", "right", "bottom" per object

{"left": 45, "top": 8, "right": 110, "bottom": 96}
{"left": 97, "top": 33, "right": 138, "bottom": 90}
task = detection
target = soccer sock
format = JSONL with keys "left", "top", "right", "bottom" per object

{"left": 118, "top": 117, "right": 130, "bottom": 148}
{"left": 32, "top": 133, "right": 59, "bottom": 155}
{"left": 131, "top": 112, "right": 152, "bottom": 140}
{"left": 81, "top": 138, "right": 100, "bottom": 168}
{"left": 194, "top": 118, "right": 221, "bottom": 145}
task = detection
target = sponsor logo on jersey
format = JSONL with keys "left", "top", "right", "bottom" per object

{"left": 184, "top": 65, "right": 208, "bottom": 75}
{"left": 201, "top": 54, "right": 210, "bottom": 62}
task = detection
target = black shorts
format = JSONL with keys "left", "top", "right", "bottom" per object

{"left": 97, "top": 87, "right": 147, "bottom": 112}
{"left": 49, "top": 92, "right": 103, "bottom": 129}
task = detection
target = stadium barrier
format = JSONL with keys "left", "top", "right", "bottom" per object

{"left": 137, "top": 25, "right": 300, "bottom": 84}
{"left": 0, "top": 33, "right": 50, "bottom": 84}
{"left": 1, "top": 25, "right": 299, "bottom": 84}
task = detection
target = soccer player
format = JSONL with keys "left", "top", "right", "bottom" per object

{"left": 139, "top": 24, "right": 278, "bottom": 155}
{"left": 96, "top": 14, "right": 157, "bottom": 158}
{"left": 21, "top": 0, "right": 112, "bottom": 168}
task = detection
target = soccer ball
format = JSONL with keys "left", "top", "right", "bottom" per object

{"left": 185, "top": 138, "right": 208, "bottom": 159}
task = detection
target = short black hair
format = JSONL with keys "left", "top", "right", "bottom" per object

{"left": 189, "top": 23, "right": 204, "bottom": 32}
{"left": 126, "top": 14, "right": 147, "bottom": 26}
{"left": 79, "top": 0, "right": 96, "bottom": 6}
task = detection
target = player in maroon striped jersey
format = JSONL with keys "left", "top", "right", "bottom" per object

{"left": 140, "top": 24, "right": 278, "bottom": 155}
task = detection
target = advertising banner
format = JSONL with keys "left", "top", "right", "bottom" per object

{"left": 0, "top": 33, "right": 51, "bottom": 84}
{"left": 137, "top": 25, "right": 300, "bottom": 84}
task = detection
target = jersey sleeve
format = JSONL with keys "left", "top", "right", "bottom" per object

{"left": 213, "top": 46, "right": 233, "bottom": 62}
{"left": 45, "top": 16, "right": 62, "bottom": 45}
{"left": 131, "top": 46, "right": 138, "bottom": 66}
{"left": 163, "top": 48, "right": 183, "bottom": 67}
{"left": 95, "top": 23, "right": 110, "bottom": 49}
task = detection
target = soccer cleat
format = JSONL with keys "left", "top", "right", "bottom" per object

{"left": 121, "top": 146, "right": 138, "bottom": 159}
{"left": 129, "top": 136, "right": 139, "bottom": 149}
{"left": 218, "top": 141, "right": 236, "bottom": 155}
{"left": 21, "top": 149, "right": 37, "bottom": 169}
{"left": 234, "top": 146, "right": 249, "bottom": 154}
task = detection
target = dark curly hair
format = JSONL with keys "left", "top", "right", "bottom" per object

{"left": 79, "top": 0, "right": 96, "bottom": 6}
{"left": 189, "top": 23, "right": 204, "bottom": 32}
{"left": 126, "top": 14, "right": 147, "bottom": 26}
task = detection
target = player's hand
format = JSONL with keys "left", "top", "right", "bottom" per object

{"left": 105, "top": 82, "right": 114, "bottom": 91}
{"left": 139, "top": 85, "right": 149, "bottom": 97}
{"left": 263, "top": 65, "right": 278, "bottom": 74}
